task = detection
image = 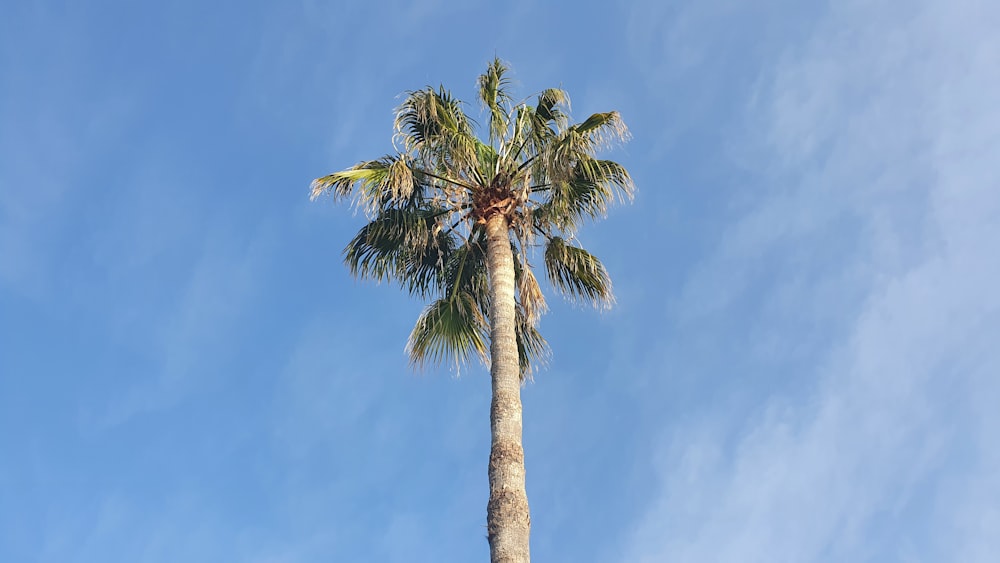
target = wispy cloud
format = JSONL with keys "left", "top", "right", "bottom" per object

{"left": 622, "top": 0, "right": 1000, "bottom": 561}
{"left": 89, "top": 217, "right": 274, "bottom": 429}
{"left": 0, "top": 2, "right": 163, "bottom": 303}
{"left": 265, "top": 312, "right": 494, "bottom": 561}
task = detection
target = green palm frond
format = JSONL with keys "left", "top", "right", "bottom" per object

{"left": 536, "top": 157, "right": 634, "bottom": 232}
{"left": 478, "top": 58, "right": 513, "bottom": 147}
{"left": 442, "top": 236, "right": 489, "bottom": 300}
{"left": 394, "top": 87, "right": 477, "bottom": 169}
{"left": 407, "top": 291, "right": 490, "bottom": 371}
{"left": 573, "top": 111, "right": 630, "bottom": 148}
{"left": 310, "top": 155, "right": 427, "bottom": 217}
{"left": 535, "top": 88, "right": 570, "bottom": 130}
{"left": 310, "top": 156, "right": 393, "bottom": 201}
{"left": 473, "top": 140, "right": 500, "bottom": 185}
{"left": 518, "top": 88, "right": 571, "bottom": 161}
{"left": 437, "top": 238, "right": 549, "bottom": 377}
{"left": 344, "top": 207, "right": 455, "bottom": 297}
{"left": 506, "top": 105, "right": 531, "bottom": 163}
{"left": 540, "top": 112, "right": 630, "bottom": 183}
{"left": 543, "top": 236, "right": 614, "bottom": 308}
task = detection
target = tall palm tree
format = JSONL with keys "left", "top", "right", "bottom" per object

{"left": 311, "top": 59, "right": 633, "bottom": 563}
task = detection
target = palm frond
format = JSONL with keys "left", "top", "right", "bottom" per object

{"left": 311, "top": 155, "right": 425, "bottom": 217}
{"left": 534, "top": 88, "right": 570, "bottom": 133}
{"left": 503, "top": 89, "right": 570, "bottom": 168}
{"left": 543, "top": 237, "right": 614, "bottom": 308}
{"left": 542, "top": 111, "right": 627, "bottom": 174}
{"left": 394, "top": 87, "right": 477, "bottom": 168}
{"left": 473, "top": 140, "right": 500, "bottom": 186}
{"left": 535, "top": 157, "right": 634, "bottom": 232}
{"left": 407, "top": 291, "right": 490, "bottom": 371}
{"left": 515, "top": 305, "right": 550, "bottom": 379}
{"left": 344, "top": 207, "right": 456, "bottom": 297}
{"left": 311, "top": 156, "right": 391, "bottom": 201}
{"left": 442, "top": 236, "right": 489, "bottom": 300}
{"left": 477, "top": 58, "right": 513, "bottom": 147}
{"left": 506, "top": 105, "right": 531, "bottom": 162}
{"left": 574, "top": 111, "right": 630, "bottom": 148}
{"left": 514, "top": 256, "right": 547, "bottom": 325}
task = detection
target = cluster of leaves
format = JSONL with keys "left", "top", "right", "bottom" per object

{"left": 312, "top": 58, "right": 634, "bottom": 376}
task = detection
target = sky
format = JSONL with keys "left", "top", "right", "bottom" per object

{"left": 1, "top": 0, "right": 998, "bottom": 561}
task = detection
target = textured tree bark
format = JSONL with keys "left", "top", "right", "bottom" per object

{"left": 484, "top": 213, "right": 531, "bottom": 563}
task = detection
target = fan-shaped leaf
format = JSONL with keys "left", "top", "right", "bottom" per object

{"left": 344, "top": 207, "right": 455, "bottom": 297}
{"left": 407, "top": 292, "right": 489, "bottom": 371}
{"left": 543, "top": 237, "right": 614, "bottom": 307}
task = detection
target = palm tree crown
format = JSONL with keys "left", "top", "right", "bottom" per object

{"left": 311, "top": 58, "right": 634, "bottom": 376}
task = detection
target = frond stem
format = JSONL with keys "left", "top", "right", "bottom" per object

{"left": 440, "top": 212, "right": 473, "bottom": 238}
{"left": 428, "top": 204, "right": 471, "bottom": 219}
{"left": 508, "top": 129, "right": 533, "bottom": 165}
{"left": 449, "top": 243, "right": 472, "bottom": 300}
{"left": 515, "top": 154, "right": 539, "bottom": 175}
{"left": 417, "top": 169, "right": 479, "bottom": 193}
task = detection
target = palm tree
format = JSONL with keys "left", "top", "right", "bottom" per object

{"left": 311, "top": 58, "right": 633, "bottom": 563}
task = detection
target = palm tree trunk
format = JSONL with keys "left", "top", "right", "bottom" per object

{"left": 484, "top": 212, "right": 531, "bottom": 563}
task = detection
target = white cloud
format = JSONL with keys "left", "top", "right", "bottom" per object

{"left": 623, "top": 0, "right": 1000, "bottom": 561}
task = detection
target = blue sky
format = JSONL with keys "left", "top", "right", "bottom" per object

{"left": 2, "top": 0, "right": 998, "bottom": 561}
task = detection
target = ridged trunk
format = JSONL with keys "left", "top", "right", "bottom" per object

{"left": 484, "top": 213, "right": 531, "bottom": 563}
